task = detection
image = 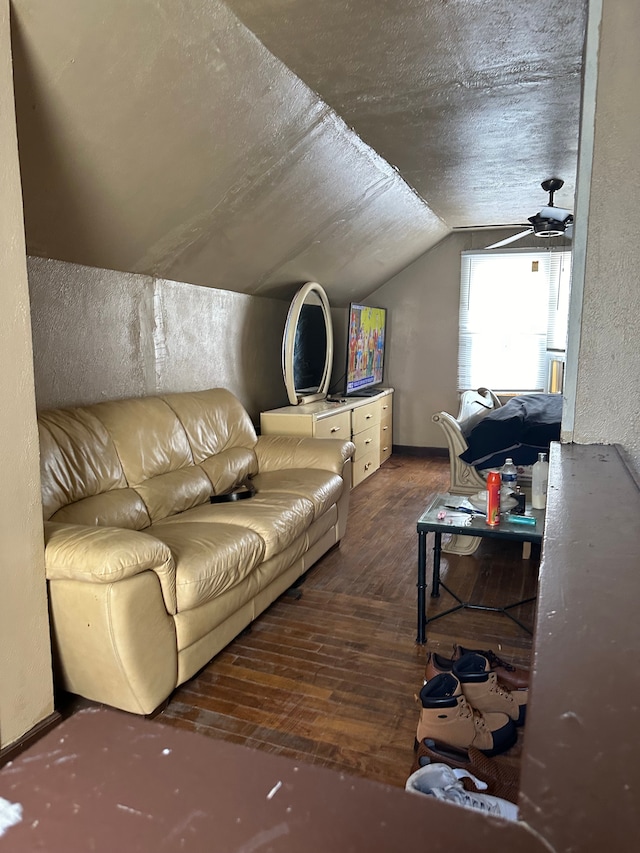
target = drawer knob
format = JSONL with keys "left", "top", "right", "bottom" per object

{"left": 365, "top": 414, "right": 372, "bottom": 420}
{"left": 364, "top": 462, "right": 371, "bottom": 470}
{"left": 382, "top": 425, "right": 389, "bottom": 431}
{"left": 330, "top": 426, "right": 341, "bottom": 433}
{"left": 365, "top": 438, "right": 372, "bottom": 445}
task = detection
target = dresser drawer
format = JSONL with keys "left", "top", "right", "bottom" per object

{"left": 380, "top": 411, "right": 392, "bottom": 462}
{"left": 352, "top": 400, "right": 380, "bottom": 434}
{"left": 352, "top": 449, "right": 379, "bottom": 487}
{"left": 314, "top": 410, "right": 351, "bottom": 439}
{"left": 353, "top": 424, "right": 380, "bottom": 459}
{"left": 380, "top": 425, "right": 392, "bottom": 462}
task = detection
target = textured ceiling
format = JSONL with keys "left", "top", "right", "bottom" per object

{"left": 10, "top": 0, "right": 587, "bottom": 305}
{"left": 225, "top": 0, "right": 588, "bottom": 228}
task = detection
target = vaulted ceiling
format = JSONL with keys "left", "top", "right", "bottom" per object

{"left": 10, "top": 0, "right": 588, "bottom": 306}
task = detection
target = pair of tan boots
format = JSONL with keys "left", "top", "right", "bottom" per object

{"left": 416, "top": 651, "right": 527, "bottom": 757}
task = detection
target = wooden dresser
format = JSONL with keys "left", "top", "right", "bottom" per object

{"left": 260, "top": 388, "right": 393, "bottom": 488}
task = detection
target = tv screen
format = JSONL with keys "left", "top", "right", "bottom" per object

{"left": 345, "top": 303, "right": 387, "bottom": 396}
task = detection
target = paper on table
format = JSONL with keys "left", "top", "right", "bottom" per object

{"left": 438, "top": 511, "right": 472, "bottom": 526}
{"left": 448, "top": 496, "right": 477, "bottom": 511}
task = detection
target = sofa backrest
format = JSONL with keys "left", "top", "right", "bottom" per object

{"left": 38, "top": 388, "right": 259, "bottom": 528}
{"left": 39, "top": 407, "right": 151, "bottom": 528}
{"left": 162, "top": 389, "right": 258, "bottom": 497}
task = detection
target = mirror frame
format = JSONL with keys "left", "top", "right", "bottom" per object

{"left": 282, "top": 282, "right": 334, "bottom": 406}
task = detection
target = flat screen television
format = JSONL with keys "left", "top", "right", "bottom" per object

{"left": 344, "top": 303, "right": 387, "bottom": 396}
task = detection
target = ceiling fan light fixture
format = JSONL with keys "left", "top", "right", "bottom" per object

{"left": 532, "top": 219, "right": 566, "bottom": 238}
{"left": 528, "top": 210, "right": 574, "bottom": 238}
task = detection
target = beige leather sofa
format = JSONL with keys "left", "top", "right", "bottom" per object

{"left": 38, "top": 388, "right": 355, "bottom": 715}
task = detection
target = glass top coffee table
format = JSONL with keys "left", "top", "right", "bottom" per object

{"left": 416, "top": 493, "right": 544, "bottom": 643}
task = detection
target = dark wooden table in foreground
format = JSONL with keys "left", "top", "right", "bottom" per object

{"left": 0, "top": 706, "right": 545, "bottom": 852}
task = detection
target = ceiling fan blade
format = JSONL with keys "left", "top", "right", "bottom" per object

{"left": 485, "top": 229, "right": 534, "bottom": 249}
{"left": 453, "top": 223, "right": 529, "bottom": 231}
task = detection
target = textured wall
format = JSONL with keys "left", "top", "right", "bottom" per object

{"left": 0, "top": 0, "right": 53, "bottom": 747}
{"left": 368, "top": 234, "right": 463, "bottom": 448}
{"left": 153, "top": 277, "right": 289, "bottom": 418}
{"left": 28, "top": 258, "right": 291, "bottom": 421}
{"left": 28, "top": 258, "right": 154, "bottom": 408}
{"left": 570, "top": 1, "right": 640, "bottom": 474}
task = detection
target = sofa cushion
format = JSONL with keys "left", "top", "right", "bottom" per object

{"left": 162, "top": 388, "right": 258, "bottom": 462}
{"left": 163, "top": 389, "right": 259, "bottom": 496}
{"left": 88, "top": 397, "right": 214, "bottom": 523}
{"left": 199, "top": 448, "right": 258, "bottom": 498}
{"left": 149, "top": 521, "right": 265, "bottom": 612}
{"left": 38, "top": 408, "right": 131, "bottom": 522}
{"left": 88, "top": 397, "right": 194, "bottom": 485}
{"left": 158, "top": 493, "right": 314, "bottom": 561}
{"left": 250, "top": 469, "right": 343, "bottom": 520}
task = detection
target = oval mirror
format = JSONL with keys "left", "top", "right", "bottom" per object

{"left": 282, "top": 282, "right": 334, "bottom": 406}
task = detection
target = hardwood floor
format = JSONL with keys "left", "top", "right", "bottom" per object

{"left": 157, "top": 455, "right": 538, "bottom": 789}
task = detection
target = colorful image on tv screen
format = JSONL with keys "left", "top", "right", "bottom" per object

{"left": 346, "top": 304, "right": 386, "bottom": 393}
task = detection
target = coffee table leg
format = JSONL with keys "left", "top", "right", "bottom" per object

{"left": 417, "top": 530, "right": 427, "bottom": 644}
{"left": 432, "top": 532, "right": 442, "bottom": 598}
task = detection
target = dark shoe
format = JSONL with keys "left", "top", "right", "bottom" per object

{"left": 416, "top": 673, "right": 517, "bottom": 757}
{"left": 411, "top": 738, "right": 520, "bottom": 804}
{"left": 425, "top": 644, "right": 530, "bottom": 691}
{"left": 453, "top": 652, "right": 527, "bottom": 726}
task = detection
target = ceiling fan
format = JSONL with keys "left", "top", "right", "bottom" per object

{"left": 486, "top": 178, "right": 574, "bottom": 249}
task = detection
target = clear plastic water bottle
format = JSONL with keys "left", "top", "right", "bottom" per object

{"left": 532, "top": 452, "right": 549, "bottom": 509}
{"left": 501, "top": 458, "right": 518, "bottom": 495}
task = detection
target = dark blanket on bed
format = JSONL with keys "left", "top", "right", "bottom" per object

{"left": 459, "top": 393, "right": 562, "bottom": 469}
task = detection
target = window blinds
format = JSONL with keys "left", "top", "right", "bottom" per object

{"left": 458, "top": 249, "right": 572, "bottom": 393}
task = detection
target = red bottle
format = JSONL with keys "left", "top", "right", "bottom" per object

{"left": 486, "top": 470, "right": 501, "bottom": 526}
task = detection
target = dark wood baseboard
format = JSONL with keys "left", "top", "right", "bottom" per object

{"left": 0, "top": 709, "right": 62, "bottom": 768}
{"left": 392, "top": 444, "right": 448, "bottom": 457}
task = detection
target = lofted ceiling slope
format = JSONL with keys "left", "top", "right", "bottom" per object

{"left": 10, "top": 0, "right": 587, "bottom": 306}
{"left": 226, "top": 0, "right": 588, "bottom": 230}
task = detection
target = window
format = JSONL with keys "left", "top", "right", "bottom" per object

{"left": 458, "top": 248, "right": 572, "bottom": 393}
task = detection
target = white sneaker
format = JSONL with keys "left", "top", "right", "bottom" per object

{"left": 405, "top": 763, "right": 518, "bottom": 821}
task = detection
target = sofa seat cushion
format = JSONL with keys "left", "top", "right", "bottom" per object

{"left": 157, "top": 493, "right": 314, "bottom": 561}
{"left": 250, "top": 469, "right": 343, "bottom": 520}
{"left": 149, "top": 521, "right": 265, "bottom": 612}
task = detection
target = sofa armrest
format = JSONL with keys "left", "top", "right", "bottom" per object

{"left": 44, "top": 522, "right": 177, "bottom": 615}
{"left": 254, "top": 435, "right": 355, "bottom": 476}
